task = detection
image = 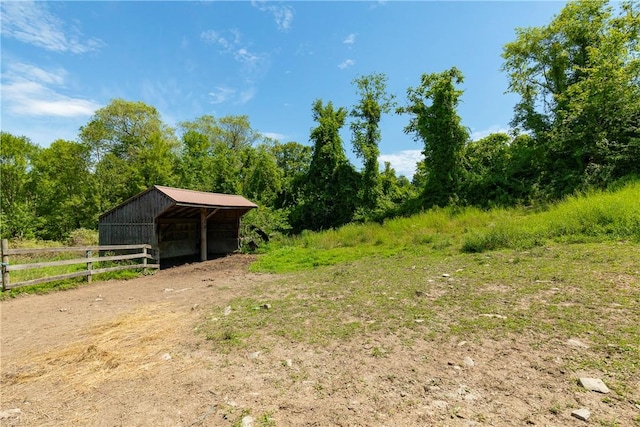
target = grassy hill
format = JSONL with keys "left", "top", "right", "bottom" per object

{"left": 251, "top": 180, "right": 640, "bottom": 273}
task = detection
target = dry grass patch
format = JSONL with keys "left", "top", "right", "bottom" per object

{"left": 2, "top": 305, "right": 182, "bottom": 393}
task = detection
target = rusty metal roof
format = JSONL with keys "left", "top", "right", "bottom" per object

{"left": 154, "top": 186, "right": 257, "bottom": 209}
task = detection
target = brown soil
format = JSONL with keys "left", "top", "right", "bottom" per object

{"left": 1, "top": 255, "right": 637, "bottom": 426}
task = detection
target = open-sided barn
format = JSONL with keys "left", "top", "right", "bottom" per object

{"left": 98, "top": 186, "right": 257, "bottom": 265}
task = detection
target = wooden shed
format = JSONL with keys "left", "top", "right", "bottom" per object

{"left": 98, "top": 186, "right": 257, "bottom": 264}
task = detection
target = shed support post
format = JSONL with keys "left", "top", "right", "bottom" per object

{"left": 200, "top": 208, "right": 207, "bottom": 261}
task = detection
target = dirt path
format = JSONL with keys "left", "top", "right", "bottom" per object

{"left": 1, "top": 254, "right": 637, "bottom": 426}
{"left": 1, "top": 255, "right": 273, "bottom": 426}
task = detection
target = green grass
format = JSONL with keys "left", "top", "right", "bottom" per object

{"left": 251, "top": 181, "right": 640, "bottom": 273}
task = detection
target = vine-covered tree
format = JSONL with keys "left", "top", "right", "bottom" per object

{"left": 502, "top": 0, "right": 640, "bottom": 195}
{"left": 398, "top": 67, "right": 469, "bottom": 208}
{"left": 460, "top": 133, "right": 513, "bottom": 207}
{"left": 350, "top": 73, "right": 395, "bottom": 216}
{"left": 291, "top": 100, "right": 359, "bottom": 232}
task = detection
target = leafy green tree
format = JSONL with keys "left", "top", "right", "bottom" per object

{"left": 398, "top": 67, "right": 469, "bottom": 208}
{"left": 217, "top": 115, "right": 261, "bottom": 150}
{"left": 177, "top": 114, "right": 269, "bottom": 197}
{"left": 31, "top": 140, "right": 96, "bottom": 240}
{"left": 0, "top": 132, "right": 41, "bottom": 239}
{"left": 268, "top": 141, "right": 312, "bottom": 209}
{"left": 502, "top": 0, "right": 640, "bottom": 195}
{"left": 177, "top": 130, "right": 215, "bottom": 191}
{"left": 350, "top": 73, "right": 395, "bottom": 215}
{"left": 209, "top": 143, "right": 245, "bottom": 194}
{"left": 80, "top": 99, "right": 178, "bottom": 210}
{"left": 180, "top": 114, "right": 260, "bottom": 150}
{"left": 291, "top": 100, "right": 359, "bottom": 232}
{"left": 242, "top": 144, "right": 283, "bottom": 206}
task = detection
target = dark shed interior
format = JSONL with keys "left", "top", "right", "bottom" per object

{"left": 98, "top": 186, "right": 257, "bottom": 266}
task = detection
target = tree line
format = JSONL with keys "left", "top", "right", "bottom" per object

{"left": 1, "top": 0, "right": 638, "bottom": 242}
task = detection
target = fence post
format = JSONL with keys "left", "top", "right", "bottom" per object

{"left": 86, "top": 250, "right": 92, "bottom": 284}
{"left": 142, "top": 245, "right": 148, "bottom": 275}
{"left": 1, "top": 239, "right": 9, "bottom": 291}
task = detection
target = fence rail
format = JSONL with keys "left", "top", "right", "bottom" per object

{"left": 1, "top": 239, "right": 159, "bottom": 291}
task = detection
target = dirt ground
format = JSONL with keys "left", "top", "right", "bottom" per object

{"left": 1, "top": 254, "right": 637, "bottom": 426}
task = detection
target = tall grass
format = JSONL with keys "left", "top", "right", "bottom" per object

{"left": 252, "top": 181, "right": 640, "bottom": 273}
{"left": 461, "top": 181, "right": 640, "bottom": 252}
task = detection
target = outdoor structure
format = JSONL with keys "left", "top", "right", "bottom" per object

{"left": 98, "top": 186, "right": 257, "bottom": 264}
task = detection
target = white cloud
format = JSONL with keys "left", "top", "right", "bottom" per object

{"left": 251, "top": 1, "right": 294, "bottom": 31}
{"left": 338, "top": 59, "right": 355, "bottom": 69}
{"left": 208, "top": 85, "right": 255, "bottom": 105}
{"left": 2, "top": 62, "right": 100, "bottom": 117}
{"left": 343, "top": 33, "right": 356, "bottom": 45}
{"left": 200, "top": 29, "right": 241, "bottom": 52}
{"left": 9, "top": 62, "right": 67, "bottom": 85}
{"left": 238, "top": 87, "right": 256, "bottom": 104}
{"left": 201, "top": 28, "right": 268, "bottom": 106}
{"left": 140, "top": 78, "right": 184, "bottom": 114}
{"left": 208, "top": 86, "right": 236, "bottom": 105}
{"left": 261, "top": 132, "right": 286, "bottom": 141}
{"left": 470, "top": 125, "right": 511, "bottom": 141}
{"left": 201, "top": 29, "right": 267, "bottom": 71}
{"left": 0, "top": 1, "right": 103, "bottom": 53}
{"left": 379, "top": 149, "right": 424, "bottom": 178}
{"left": 235, "top": 48, "right": 259, "bottom": 66}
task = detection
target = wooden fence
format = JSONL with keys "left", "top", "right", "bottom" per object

{"left": 1, "top": 239, "right": 159, "bottom": 291}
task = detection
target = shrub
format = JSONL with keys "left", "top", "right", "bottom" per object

{"left": 66, "top": 228, "right": 98, "bottom": 246}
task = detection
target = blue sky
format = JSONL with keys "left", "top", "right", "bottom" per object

{"left": 1, "top": 1, "right": 567, "bottom": 177}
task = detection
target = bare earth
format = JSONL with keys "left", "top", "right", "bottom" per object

{"left": 1, "top": 254, "right": 637, "bottom": 426}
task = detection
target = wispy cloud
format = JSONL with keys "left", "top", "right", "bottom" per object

{"left": 379, "top": 149, "right": 423, "bottom": 178}
{"left": 338, "top": 59, "right": 355, "bottom": 69}
{"left": 200, "top": 29, "right": 242, "bottom": 52}
{"left": 208, "top": 85, "right": 255, "bottom": 105}
{"left": 0, "top": 1, "right": 103, "bottom": 53}
{"left": 140, "top": 78, "right": 185, "bottom": 115}
{"left": 343, "top": 33, "right": 356, "bottom": 45}
{"left": 370, "top": 1, "right": 388, "bottom": 10}
{"left": 200, "top": 29, "right": 268, "bottom": 72}
{"left": 2, "top": 61, "right": 100, "bottom": 117}
{"left": 238, "top": 87, "right": 256, "bottom": 104}
{"left": 261, "top": 132, "right": 287, "bottom": 141}
{"left": 208, "top": 86, "right": 237, "bottom": 105}
{"left": 201, "top": 28, "right": 268, "bottom": 105}
{"left": 251, "top": 1, "right": 294, "bottom": 31}
{"left": 470, "top": 125, "right": 511, "bottom": 141}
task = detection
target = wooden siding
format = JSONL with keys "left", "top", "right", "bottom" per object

{"left": 99, "top": 188, "right": 174, "bottom": 246}
{"left": 100, "top": 188, "right": 174, "bottom": 224}
{"left": 98, "top": 186, "right": 254, "bottom": 262}
{"left": 99, "top": 223, "right": 156, "bottom": 247}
